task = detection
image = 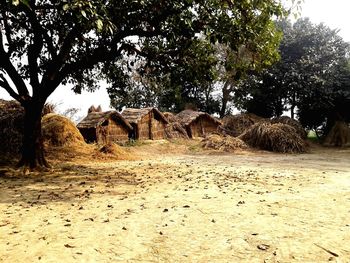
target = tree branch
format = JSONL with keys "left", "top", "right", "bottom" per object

{"left": 23, "top": 3, "right": 43, "bottom": 91}
{"left": 0, "top": 10, "right": 14, "bottom": 54}
{"left": 0, "top": 73, "right": 22, "bottom": 102}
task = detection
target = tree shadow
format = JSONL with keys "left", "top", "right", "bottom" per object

{"left": 0, "top": 162, "right": 141, "bottom": 205}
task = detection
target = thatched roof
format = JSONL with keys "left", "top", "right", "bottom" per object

{"left": 77, "top": 111, "right": 132, "bottom": 131}
{"left": 176, "top": 110, "right": 221, "bottom": 126}
{"left": 121, "top": 108, "right": 168, "bottom": 124}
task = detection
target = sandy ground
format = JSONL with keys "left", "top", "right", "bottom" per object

{"left": 0, "top": 142, "right": 350, "bottom": 263}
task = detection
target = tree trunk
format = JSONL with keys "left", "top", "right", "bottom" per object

{"left": 17, "top": 100, "right": 49, "bottom": 169}
{"left": 220, "top": 81, "right": 231, "bottom": 118}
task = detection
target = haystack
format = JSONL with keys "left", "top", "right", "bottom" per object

{"left": 0, "top": 99, "right": 24, "bottom": 157}
{"left": 163, "top": 112, "right": 180, "bottom": 123}
{"left": 93, "top": 142, "right": 133, "bottom": 160}
{"left": 272, "top": 116, "right": 307, "bottom": 139}
{"left": 202, "top": 134, "right": 248, "bottom": 152}
{"left": 220, "top": 113, "right": 265, "bottom": 137}
{"left": 323, "top": 121, "right": 350, "bottom": 147}
{"left": 42, "top": 113, "right": 85, "bottom": 147}
{"left": 239, "top": 122, "right": 306, "bottom": 153}
{"left": 165, "top": 122, "right": 189, "bottom": 139}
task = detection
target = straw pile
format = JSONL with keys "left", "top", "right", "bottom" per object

{"left": 163, "top": 112, "right": 189, "bottom": 139}
{"left": 163, "top": 112, "right": 179, "bottom": 123}
{"left": 202, "top": 134, "right": 248, "bottom": 152}
{"left": 323, "top": 121, "right": 350, "bottom": 147}
{"left": 42, "top": 113, "right": 85, "bottom": 147}
{"left": 0, "top": 99, "right": 24, "bottom": 157}
{"left": 239, "top": 122, "right": 307, "bottom": 153}
{"left": 272, "top": 116, "right": 307, "bottom": 139}
{"left": 220, "top": 113, "right": 265, "bottom": 137}
{"left": 93, "top": 142, "right": 133, "bottom": 160}
{"left": 165, "top": 122, "right": 189, "bottom": 139}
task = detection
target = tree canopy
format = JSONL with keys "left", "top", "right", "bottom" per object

{"left": 0, "top": 0, "right": 287, "bottom": 167}
{"left": 234, "top": 18, "right": 350, "bottom": 134}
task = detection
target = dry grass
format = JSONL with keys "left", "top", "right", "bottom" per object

{"left": 272, "top": 116, "right": 307, "bottom": 139}
{"left": 220, "top": 113, "right": 265, "bottom": 137}
{"left": 163, "top": 112, "right": 179, "bottom": 123}
{"left": 93, "top": 143, "right": 134, "bottom": 160}
{"left": 165, "top": 122, "right": 189, "bottom": 139}
{"left": 0, "top": 100, "right": 24, "bottom": 158}
{"left": 202, "top": 134, "right": 248, "bottom": 152}
{"left": 239, "top": 122, "right": 307, "bottom": 153}
{"left": 42, "top": 113, "right": 85, "bottom": 147}
{"left": 323, "top": 121, "right": 350, "bottom": 147}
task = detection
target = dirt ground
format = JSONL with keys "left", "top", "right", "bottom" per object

{"left": 0, "top": 141, "right": 350, "bottom": 263}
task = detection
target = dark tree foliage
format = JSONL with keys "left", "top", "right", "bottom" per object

{"left": 234, "top": 18, "right": 350, "bottom": 132}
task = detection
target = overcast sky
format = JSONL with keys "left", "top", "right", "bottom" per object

{"left": 1, "top": 0, "right": 350, "bottom": 117}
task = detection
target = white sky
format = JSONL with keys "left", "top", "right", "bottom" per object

{"left": 1, "top": 0, "right": 350, "bottom": 116}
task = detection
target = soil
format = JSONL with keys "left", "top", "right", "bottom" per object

{"left": 0, "top": 141, "right": 350, "bottom": 262}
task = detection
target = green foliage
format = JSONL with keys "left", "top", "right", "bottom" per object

{"left": 234, "top": 18, "right": 350, "bottom": 131}
{"left": 105, "top": 0, "right": 288, "bottom": 115}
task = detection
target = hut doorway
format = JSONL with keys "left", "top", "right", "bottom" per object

{"left": 81, "top": 128, "right": 97, "bottom": 143}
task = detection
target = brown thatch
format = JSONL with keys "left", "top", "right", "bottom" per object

{"left": 163, "top": 112, "right": 180, "bottom": 123}
{"left": 220, "top": 113, "right": 265, "bottom": 137}
{"left": 165, "top": 122, "right": 189, "bottom": 139}
{"left": 122, "top": 108, "right": 168, "bottom": 140}
{"left": 176, "top": 110, "right": 221, "bottom": 138}
{"left": 0, "top": 99, "right": 24, "bottom": 158}
{"left": 77, "top": 111, "right": 132, "bottom": 144}
{"left": 272, "top": 116, "right": 307, "bottom": 139}
{"left": 323, "top": 121, "right": 350, "bottom": 147}
{"left": 42, "top": 113, "right": 85, "bottom": 147}
{"left": 239, "top": 122, "right": 307, "bottom": 153}
{"left": 202, "top": 134, "right": 248, "bottom": 152}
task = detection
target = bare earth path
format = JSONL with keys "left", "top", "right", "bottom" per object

{"left": 1, "top": 146, "right": 350, "bottom": 262}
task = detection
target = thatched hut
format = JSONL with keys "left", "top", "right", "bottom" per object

{"left": 176, "top": 110, "right": 221, "bottom": 138}
{"left": 77, "top": 111, "right": 133, "bottom": 144}
{"left": 121, "top": 108, "right": 168, "bottom": 140}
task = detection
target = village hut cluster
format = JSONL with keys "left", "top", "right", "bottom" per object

{"left": 1, "top": 98, "right": 350, "bottom": 161}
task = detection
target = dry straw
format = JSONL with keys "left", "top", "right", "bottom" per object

{"left": 202, "top": 134, "right": 248, "bottom": 152}
{"left": 239, "top": 122, "right": 307, "bottom": 153}
{"left": 220, "top": 113, "right": 265, "bottom": 137}
{"left": 42, "top": 113, "right": 85, "bottom": 147}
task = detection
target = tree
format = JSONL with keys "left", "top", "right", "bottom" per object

{"left": 0, "top": 0, "right": 286, "bottom": 168}
{"left": 234, "top": 18, "right": 350, "bottom": 126}
{"left": 107, "top": 1, "right": 287, "bottom": 116}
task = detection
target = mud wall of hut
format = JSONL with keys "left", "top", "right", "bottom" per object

{"left": 138, "top": 113, "right": 151, "bottom": 140}
{"left": 96, "top": 120, "right": 130, "bottom": 144}
{"left": 189, "top": 117, "right": 218, "bottom": 138}
{"left": 152, "top": 117, "right": 166, "bottom": 140}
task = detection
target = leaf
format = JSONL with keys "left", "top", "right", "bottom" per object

{"left": 81, "top": 10, "right": 87, "bottom": 18}
{"left": 12, "top": 0, "right": 20, "bottom": 6}
{"left": 63, "top": 4, "right": 69, "bottom": 11}
{"left": 96, "top": 19, "right": 103, "bottom": 31}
